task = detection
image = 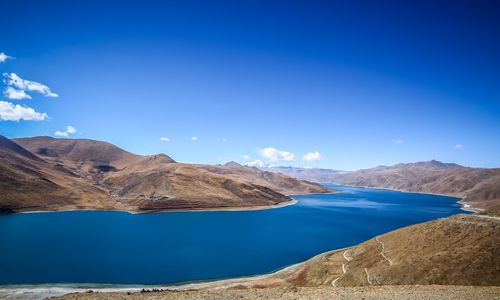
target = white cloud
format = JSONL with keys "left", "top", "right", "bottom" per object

{"left": 191, "top": 136, "right": 199, "bottom": 141}
{"left": 4, "top": 87, "right": 32, "bottom": 100}
{"left": 243, "top": 160, "right": 270, "bottom": 168}
{"left": 3, "top": 73, "right": 58, "bottom": 98}
{"left": 160, "top": 137, "right": 170, "bottom": 142}
{"left": 302, "top": 151, "right": 323, "bottom": 161}
{"left": 54, "top": 125, "right": 77, "bottom": 137}
{"left": 54, "top": 131, "right": 68, "bottom": 137}
{"left": 66, "top": 125, "right": 76, "bottom": 134}
{"left": 454, "top": 144, "right": 464, "bottom": 149}
{"left": 0, "top": 52, "right": 12, "bottom": 63}
{"left": 241, "top": 155, "right": 251, "bottom": 160}
{"left": 0, "top": 101, "right": 47, "bottom": 121}
{"left": 392, "top": 139, "right": 404, "bottom": 144}
{"left": 259, "top": 147, "right": 295, "bottom": 162}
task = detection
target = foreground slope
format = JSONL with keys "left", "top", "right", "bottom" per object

{"left": 164, "top": 214, "right": 498, "bottom": 289}
{"left": 1, "top": 136, "right": 332, "bottom": 212}
{"left": 54, "top": 214, "right": 500, "bottom": 299}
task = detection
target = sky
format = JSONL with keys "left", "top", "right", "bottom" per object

{"left": 1, "top": 0, "right": 499, "bottom": 170}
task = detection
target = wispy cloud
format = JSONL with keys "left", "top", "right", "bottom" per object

{"left": 191, "top": 136, "right": 199, "bottom": 141}
{"left": 3, "top": 73, "right": 58, "bottom": 98}
{"left": 241, "top": 154, "right": 251, "bottom": 160}
{"left": 4, "top": 86, "right": 32, "bottom": 100}
{"left": 454, "top": 144, "right": 464, "bottom": 149}
{"left": 260, "top": 147, "right": 295, "bottom": 162}
{"left": 302, "top": 151, "right": 323, "bottom": 161}
{"left": 392, "top": 139, "right": 404, "bottom": 144}
{"left": 54, "top": 125, "right": 77, "bottom": 137}
{"left": 0, "top": 52, "right": 12, "bottom": 63}
{"left": 0, "top": 100, "right": 48, "bottom": 121}
{"left": 160, "top": 137, "right": 170, "bottom": 142}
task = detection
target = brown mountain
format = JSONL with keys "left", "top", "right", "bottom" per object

{"left": 0, "top": 136, "right": 109, "bottom": 212}
{"left": 214, "top": 161, "right": 500, "bottom": 214}
{"left": 275, "top": 160, "right": 499, "bottom": 216}
{"left": 1, "top": 136, "right": 332, "bottom": 213}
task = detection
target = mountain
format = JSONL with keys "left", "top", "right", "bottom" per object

{"left": 322, "top": 160, "right": 500, "bottom": 216}
{"left": 0, "top": 136, "right": 108, "bottom": 212}
{"left": 264, "top": 166, "right": 346, "bottom": 182}
{"left": 1, "top": 136, "right": 333, "bottom": 213}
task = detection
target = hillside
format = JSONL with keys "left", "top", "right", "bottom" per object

{"left": 1, "top": 136, "right": 333, "bottom": 212}
{"left": 323, "top": 161, "right": 500, "bottom": 216}
{"left": 53, "top": 214, "right": 500, "bottom": 299}
{"left": 0, "top": 136, "right": 109, "bottom": 212}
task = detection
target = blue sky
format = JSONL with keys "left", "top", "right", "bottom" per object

{"left": 1, "top": 0, "right": 499, "bottom": 170}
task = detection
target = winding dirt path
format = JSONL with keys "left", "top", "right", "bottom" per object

{"left": 331, "top": 249, "right": 352, "bottom": 287}
{"left": 364, "top": 268, "right": 372, "bottom": 285}
{"left": 376, "top": 236, "right": 393, "bottom": 266}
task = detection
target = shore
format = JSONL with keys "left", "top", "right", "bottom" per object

{"left": 2, "top": 188, "right": 493, "bottom": 299}
{"left": 15, "top": 199, "right": 300, "bottom": 215}
{"left": 333, "top": 183, "right": 488, "bottom": 215}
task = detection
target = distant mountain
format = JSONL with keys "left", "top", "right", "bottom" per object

{"left": 258, "top": 160, "right": 499, "bottom": 215}
{"left": 323, "top": 160, "right": 500, "bottom": 216}
{"left": 264, "top": 166, "right": 347, "bottom": 182}
{"left": 1, "top": 136, "right": 333, "bottom": 213}
{"left": 243, "top": 159, "right": 271, "bottom": 168}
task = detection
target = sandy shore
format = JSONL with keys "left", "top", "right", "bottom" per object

{"left": 15, "top": 199, "right": 299, "bottom": 215}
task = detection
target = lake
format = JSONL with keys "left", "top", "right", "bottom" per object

{"left": 0, "top": 184, "right": 465, "bottom": 286}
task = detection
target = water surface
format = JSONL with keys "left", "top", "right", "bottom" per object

{"left": 0, "top": 185, "right": 465, "bottom": 285}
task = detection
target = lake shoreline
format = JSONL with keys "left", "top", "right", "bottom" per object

{"left": 0, "top": 185, "right": 471, "bottom": 299}
{"left": 14, "top": 199, "right": 300, "bottom": 215}
{"left": 13, "top": 191, "right": 345, "bottom": 215}
{"left": 330, "top": 183, "right": 485, "bottom": 215}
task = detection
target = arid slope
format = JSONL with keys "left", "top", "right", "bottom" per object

{"left": 266, "top": 161, "right": 500, "bottom": 215}
{"left": 1, "top": 136, "right": 332, "bottom": 212}
{"left": 53, "top": 214, "right": 500, "bottom": 299}
{"left": 326, "top": 161, "right": 500, "bottom": 215}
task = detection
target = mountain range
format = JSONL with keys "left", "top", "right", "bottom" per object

{"left": 263, "top": 161, "right": 500, "bottom": 216}
{"left": 0, "top": 135, "right": 331, "bottom": 213}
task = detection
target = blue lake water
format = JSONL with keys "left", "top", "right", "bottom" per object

{"left": 0, "top": 184, "right": 466, "bottom": 286}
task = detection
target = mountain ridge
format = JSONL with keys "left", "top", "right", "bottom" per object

{"left": 0, "top": 135, "right": 332, "bottom": 213}
{"left": 264, "top": 161, "right": 499, "bottom": 216}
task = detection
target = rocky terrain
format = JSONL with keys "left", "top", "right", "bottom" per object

{"left": 266, "top": 161, "right": 500, "bottom": 216}
{"left": 52, "top": 214, "right": 500, "bottom": 299}
{"left": 55, "top": 286, "right": 500, "bottom": 300}
{"left": 0, "top": 135, "right": 332, "bottom": 213}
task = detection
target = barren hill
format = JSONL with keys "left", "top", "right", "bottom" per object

{"left": 325, "top": 161, "right": 500, "bottom": 215}
{"left": 1, "top": 136, "right": 332, "bottom": 213}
